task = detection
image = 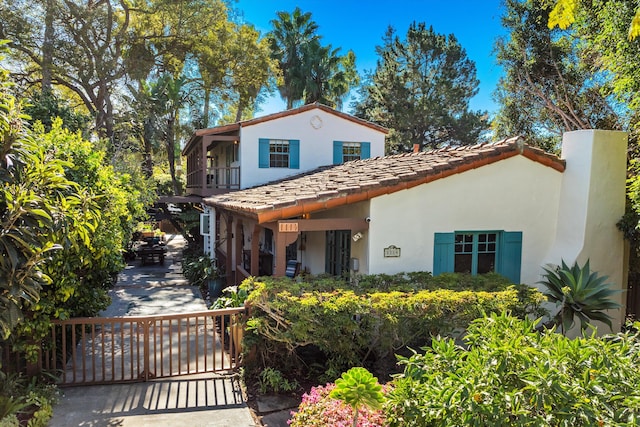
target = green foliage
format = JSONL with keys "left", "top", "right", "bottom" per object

{"left": 243, "top": 274, "right": 544, "bottom": 380}
{"left": 330, "top": 367, "right": 384, "bottom": 427}
{"left": 23, "top": 91, "right": 90, "bottom": 136}
{"left": 539, "top": 259, "right": 621, "bottom": 333}
{"left": 258, "top": 367, "right": 299, "bottom": 394}
{"left": 494, "top": 0, "right": 621, "bottom": 149}
{"left": 353, "top": 22, "right": 487, "bottom": 152}
{"left": 211, "top": 285, "right": 249, "bottom": 309}
{"left": 385, "top": 312, "right": 640, "bottom": 426}
{"left": 0, "top": 64, "right": 69, "bottom": 338}
{"left": 0, "top": 372, "right": 57, "bottom": 427}
{"left": 267, "top": 7, "right": 357, "bottom": 109}
{"left": 182, "top": 254, "right": 219, "bottom": 288}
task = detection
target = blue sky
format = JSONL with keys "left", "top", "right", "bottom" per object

{"left": 234, "top": 0, "right": 508, "bottom": 117}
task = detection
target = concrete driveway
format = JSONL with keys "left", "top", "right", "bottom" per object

{"left": 48, "top": 235, "right": 259, "bottom": 427}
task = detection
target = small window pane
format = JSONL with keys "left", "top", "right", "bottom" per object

{"left": 269, "top": 140, "right": 289, "bottom": 168}
{"left": 342, "top": 142, "right": 362, "bottom": 162}
{"left": 477, "top": 253, "right": 496, "bottom": 274}
{"left": 454, "top": 254, "right": 472, "bottom": 273}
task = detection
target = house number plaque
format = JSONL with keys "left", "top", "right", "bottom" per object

{"left": 279, "top": 222, "right": 299, "bottom": 232}
{"left": 383, "top": 245, "right": 401, "bottom": 257}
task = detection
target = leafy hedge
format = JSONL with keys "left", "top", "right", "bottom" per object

{"left": 385, "top": 313, "right": 640, "bottom": 426}
{"left": 242, "top": 273, "right": 544, "bottom": 380}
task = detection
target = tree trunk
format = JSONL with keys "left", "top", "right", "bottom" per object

{"left": 166, "top": 115, "right": 180, "bottom": 195}
{"left": 142, "top": 118, "right": 154, "bottom": 178}
{"left": 203, "top": 87, "right": 210, "bottom": 128}
{"left": 41, "top": 0, "right": 55, "bottom": 95}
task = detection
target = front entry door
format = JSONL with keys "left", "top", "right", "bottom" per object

{"left": 325, "top": 230, "right": 351, "bottom": 277}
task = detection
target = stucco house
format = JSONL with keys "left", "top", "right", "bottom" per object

{"left": 181, "top": 102, "right": 388, "bottom": 198}
{"left": 200, "top": 129, "right": 628, "bottom": 331}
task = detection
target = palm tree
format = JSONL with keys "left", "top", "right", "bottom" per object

{"left": 302, "top": 41, "right": 358, "bottom": 108}
{"left": 267, "top": 7, "right": 319, "bottom": 109}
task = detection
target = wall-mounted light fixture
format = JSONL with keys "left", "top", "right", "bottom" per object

{"left": 352, "top": 232, "right": 363, "bottom": 242}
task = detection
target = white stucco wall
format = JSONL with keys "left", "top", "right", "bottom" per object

{"left": 544, "top": 130, "right": 628, "bottom": 333}
{"left": 238, "top": 108, "right": 386, "bottom": 189}
{"left": 302, "top": 202, "right": 370, "bottom": 275}
{"left": 367, "top": 155, "right": 563, "bottom": 285}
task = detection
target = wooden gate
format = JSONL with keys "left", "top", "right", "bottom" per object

{"left": 40, "top": 308, "right": 245, "bottom": 386}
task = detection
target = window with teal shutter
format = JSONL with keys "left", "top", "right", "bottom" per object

{"left": 333, "top": 141, "right": 343, "bottom": 164}
{"left": 333, "top": 141, "right": 370, "bottom": 164}
{"left": 258, "top": 138, "right": 270, "bottom": 168}
{"left": 361, "top": 142, "right": 371, "bottom": 159}
{"left": 259, "top": 138, "right": 300, "bottom": 169}
{"left": 433, "top": 233, "right": 455, "bottom": 276}
{"left": 289, "top": 139, "right": 300, "bottom": 169}
{"left": 433, "top": 230, "right": 522, "bottom": 283}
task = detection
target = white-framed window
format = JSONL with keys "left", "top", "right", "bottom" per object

{"left": 200, "top": 213, "right": 211, "bottom": 236}
{"left": 259, "top": 138, "right": 300, "bottom": 169}
{"left": 333, "top": 141, "right": 371, "bottom": 164}
{"left": 269, "top": 139, "right": 290, "bottom": 168}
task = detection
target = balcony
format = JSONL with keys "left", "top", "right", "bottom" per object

{"left": 185, "top": 166, "right": 240, "bottom": 197}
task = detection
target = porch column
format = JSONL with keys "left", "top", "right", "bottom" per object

{"left": 200, "top": 138, "right": 208, "bottom": 191}
{"left": 251, "top": 225, "right": 261, "bottom": 276}
{"left": 274, "top": 228, "right": 300, "bottom": 277}
{"left": 235, "top": 218, "right": 243, "bottom": 284}
{"left": 225, "top": 214, "right": 233, "bottom": 286}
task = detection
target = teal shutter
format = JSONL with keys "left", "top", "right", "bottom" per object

{"left": 433, "top": 233, "right": 455, "bottom": 276}
{"left": 333, "top": 141, "right": 343, "bottom": 164}
{"left": 361, "top": 142, "right": 371, "bottom": 159}
{"left": 499, "top": 231, "right": 522, "bottom": 283}
{"left": 258, "top": 138, "right": 270, "bottom": 168}
{"left": 289, "top": 139, "right": 300, "bottom": 169}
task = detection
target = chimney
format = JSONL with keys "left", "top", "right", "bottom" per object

{"left": 546, "top": 130, "right": 627, "bottom": 334}
{"left": 413, "top": 144, "right": 420, "bottom": 153}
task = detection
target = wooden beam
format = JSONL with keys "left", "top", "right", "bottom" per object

{"left": 273, "top": 230, "right": 299, "bottom": 277}
{"left": 235, "top": 218, "right": 243, "bottom": 285}
{"left": 275, "top": 218, "right": 369, "bottom": 232}
{"left": 251, "top": 225, "right": 260, "bottom": 276}
{"left": 225, "top": 214, "right": 233, "bottom": 287}
{"left": 208, "top": 135, "right": 239, "bottom": 142}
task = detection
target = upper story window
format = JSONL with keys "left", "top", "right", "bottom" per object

{"left": 269, "top": 139, "right": 290, "bottom": 168}
{"left": 333, "top": 141, "right": 371, "bottom": 164}
{"left": 259, "top": 138, "right": 300, "bottom": 169}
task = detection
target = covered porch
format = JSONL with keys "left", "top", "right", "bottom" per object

{"left": 182, "top": 126, "right": 241, "bottom": 197}
{"left": 215, "top": 212, "right": 369, "bottom": 286}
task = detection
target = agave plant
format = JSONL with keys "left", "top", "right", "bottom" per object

{"left": 539, "top": 259, "right": 621, "bottom": 333}
{"left": 329, "top": 367, "right": 384, "bottom": 427}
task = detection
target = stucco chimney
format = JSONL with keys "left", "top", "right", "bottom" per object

{"left": 546, "top": 129, "right": 628, "bottom": 333}
{"left": 413, "top": 144, "right": 420, "bottom": 153}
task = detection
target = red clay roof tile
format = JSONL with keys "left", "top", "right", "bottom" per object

{"left": 204, "top": 136, "right": 565, "bottom": 223}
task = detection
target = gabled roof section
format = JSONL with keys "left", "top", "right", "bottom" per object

{"left": 195, "top": 103, "right": 389, "bottom": 137}
{"left": 204, "top": 136, "right": 565, "bottom": 224}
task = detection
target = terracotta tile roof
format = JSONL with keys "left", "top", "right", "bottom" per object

{"left": 183, "top": 103, "right": 389, "bottom": 154}
{"left": 197, "top": 103, "right": 389, "bottom": 136}
{"left": 204, "top": 136, "right": 565, "bottom": 224}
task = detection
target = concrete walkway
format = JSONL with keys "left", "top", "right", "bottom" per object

{"left": 48, "top": 235, "right": 259, "bottom": 427}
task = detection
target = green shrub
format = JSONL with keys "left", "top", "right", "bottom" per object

{"left": 243, "top": 274, "right": 545, "bottom": 380}
{"left": 539, "top": 259, "right": 621, "bottom": 333}
{"left": 385, "top": 312, "right": 640, "bottom": 426}
{"left": 258, "top": 368, "right": 299, "bottom": 394}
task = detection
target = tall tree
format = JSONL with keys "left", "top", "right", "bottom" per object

{"left": 301, "top": 40, "right": 358, "bottom": 109}
{"left": 267, "top": 7, "right": 319, "bottom": 109}
{"left": 354, "top": 23, "right": 487, "bottom": 152}
{"left": 1, "top": 0, "right": 132, "bottom": 141}
{"left": 493, "top": 0, "right": 621, "bottom": 150}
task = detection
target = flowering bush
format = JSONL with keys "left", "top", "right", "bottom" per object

{"left": 288, "top": 383, "right": 388, "bottom": 427}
